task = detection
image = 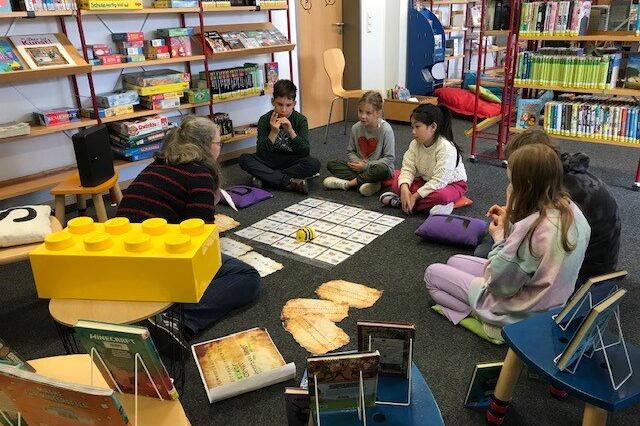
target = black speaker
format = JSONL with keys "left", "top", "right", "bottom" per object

{"left": 72, "top": 124, "right": 115, "bottom": 188}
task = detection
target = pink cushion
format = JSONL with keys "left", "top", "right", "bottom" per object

{"left": 433, "top": 88, "right": 501, "bottom": 119}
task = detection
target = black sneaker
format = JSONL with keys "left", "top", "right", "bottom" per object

{"left": 148, "top": 314, "right": 189, "bottom": 359}
{"left": 252, "top": 177, "right": 263, "bottom": 188}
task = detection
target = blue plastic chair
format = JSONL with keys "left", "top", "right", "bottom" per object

{"left": 491, "top": 306, "right": 640, "bottom": 425}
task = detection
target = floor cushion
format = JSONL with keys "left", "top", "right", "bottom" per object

{"left": 434, "top": 87, "right": 502, "bottom": 119}
{"left": 431, "top": 305, "right": 504, "bottom": 345}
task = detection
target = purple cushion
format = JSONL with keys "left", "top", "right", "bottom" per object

{"left": 220, "top": 185, "right": 273, "bottom": 208}
{"left": 415, "top": 214, "right": 487, "bottom": 247}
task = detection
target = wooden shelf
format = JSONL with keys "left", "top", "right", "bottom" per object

{"left": 514, "top": 83, "right": 640, "bottom": 97}
{"left": 0, "top": 33, "right": 91, "bottom": 85}
{"left": 486, "top": 46, "right": 507, "bottom": 52}
{"left": 484, "top": 30, "right": 509, "bottom": 36}
{"left": 218, "top": 146, "right": 255, "bottom": 163}
{"left": 519, "top": 31, "right": 640, "bottom": 42}
{"left": 445, "top": 54, "right": 464, "bottom": 61}
{"left": 80, "top": 7, "right": 200, "bottom": 14}
{"left": 198, "top": 22, "right": 295, "bottom": 59}
{"left": 100, "top": 101, "right": 210, "bottom": 123}
{"left": 202, "top": 4, "right": 287, "bottom": 12}
{"left": 223, "top": 130, "right": 257, "bottom": 144}
{"left": 510, "top": 127, "right": 640, "bottom": 149}
{"left": 0, "top": 10, "right": 74, "bottom": 18}
{"left": 432, "top": 0, "right": 468, "bottom": 4}
{"left": 92, "top": 55, "right": 206, "bottom": 72}
{"left": 0, "top": 118, "right": 97, "bottom": 144}
{"left": 444, "top": 27, "right": 467, "bottom": 33}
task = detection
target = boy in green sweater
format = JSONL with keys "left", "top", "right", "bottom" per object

{"left": 239, "top": 79, "right": 320, "bottom": 194}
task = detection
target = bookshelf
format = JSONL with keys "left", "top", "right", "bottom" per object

{"left": 505, "top": 1, "right": 640, "bottom": 188}
{"left": 0, "top": 1, "right": 293, "bottom": 202}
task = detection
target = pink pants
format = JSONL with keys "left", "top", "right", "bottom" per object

{"left": 390, "top": 170, "right": 468, "bottom": 212}
{"left": 424, "top": 255, "right": 487, "bottom": 324}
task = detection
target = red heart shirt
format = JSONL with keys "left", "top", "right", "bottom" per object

{"left": 358, "top": 136, "right": 378, "bottom": 158}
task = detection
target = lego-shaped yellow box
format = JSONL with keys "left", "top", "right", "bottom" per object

{"left": 29, "top": 217, "right": 221, "bottom": 303}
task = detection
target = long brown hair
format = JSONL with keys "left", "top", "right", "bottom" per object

{"left": 505, "top": 144, "right": 575, "bottom": 256}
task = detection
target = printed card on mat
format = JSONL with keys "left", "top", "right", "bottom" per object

{"left": 9, "top": 34, "right": 76, "bottom": 70}
{"left": 236, "top": 251, "right": 283, "bottom": 277}
{"left": 283, "top": 315, "right": 350, "bottom": 355}
{"left": 192, "top": 327, "right": 296, "bottom": 403}
{"left": 220, "top": 237, "right": 253, "bottom": 257}
{"left": 298, "top": 197, "right": 326, "bottom": 207}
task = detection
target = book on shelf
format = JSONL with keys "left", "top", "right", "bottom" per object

{"left": 0, "top": 121, "right": 30, "bottom": 139}
{"left": 0, "top": 363, "right": 129, "bottom": 426}
{"left": 463, "top": 361, "right": 503, "bottom": 409}
{"left": 519, "top": 1, "right": 592, "bottom": 36}
{"left": 74, "top": 320, "right": 179, "bottom": 401}
{"left": 556, "top": 288, "right": 627, "bottom": 371}
{"left": 356, "top": 320, "right": 415, "bottom": 378}
{"left": 554, "top": 270, "right": 628, "bottom": 326}
{"left": 516, "top": 98, "right": 542, "bottom": 129}
{"left": 0, "top": 39, "right": 23, "bottom": 73}
{"left": 0, "top": 338, "right": 34, "bottom": 372}
{"left": 307, "top": 350, "right": 380, "bottom": 414}
{"left": 624, "top": 52, "right": 640, "bottom": 89}
{"left": 264, "top": 61, "right": 278, "bottom": 90}
{"left": 9, "top": 34, "right": 76, "bottom": 70}
{"left": 284, "top": 386, "right": 310, "bottom": 426}
{"left": 192, "top": 327, "right": 296, "bottom": 403}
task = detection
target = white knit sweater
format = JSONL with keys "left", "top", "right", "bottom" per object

{"left": 398, "top": 136, "right": 467, "bottom": 198}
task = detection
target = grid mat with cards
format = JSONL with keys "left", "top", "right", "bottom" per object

{"left": 233, "top": 197, "right": 404, "bottom": 266}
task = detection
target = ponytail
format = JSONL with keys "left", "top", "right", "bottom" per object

{"left": 410, "top": 104, "right": 463, "bottom": 166}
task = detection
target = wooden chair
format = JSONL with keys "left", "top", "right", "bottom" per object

{"left": 491, "top": 306, "right": 640, "bottom": 426}
{"left": 322, "top": 48, "right": 366, "bottom": 144}
{"left": 0, "top": 216, "right": 62, "bottom": 265}
{"left": 50, "top": 171, "right": 123, "bottom": 227}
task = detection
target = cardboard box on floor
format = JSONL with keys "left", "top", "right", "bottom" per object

{"left": 384, "top": 96, "right": 438, "bottom": 123}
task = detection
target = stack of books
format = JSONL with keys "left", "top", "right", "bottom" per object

{"left": 198, "top": 63, "right": 263, "bottom": 100}
{"left": 107, "top": 115, "right": 171, "bottom": 161}
{"left": 0, "top": 121, "right": 30, "bottom": 139}
{"left": 10, "top": 0, "right": 77, "bottom": 11}
{"left": 202, "top": 28, "right": 289, "bottom": 53}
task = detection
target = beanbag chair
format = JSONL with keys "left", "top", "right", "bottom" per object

{"left": 431, "top": 305, "right": 504, "bottom": 345}
{"left": 219, "top": 185, "right": 273, "bottom": 209}
{"left": 434, "top": 87, "right": 502, "bottom": 119}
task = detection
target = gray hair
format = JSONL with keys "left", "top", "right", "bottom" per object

{"left": 155, "top": 115, "right": 222, "bottom": 187}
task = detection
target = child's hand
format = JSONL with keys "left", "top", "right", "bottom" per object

{"left": 270, "top": 112, "right": 281, "bottom": 132}
{"left": 400, "top": 185, "right": 415, "bottom": 214}
{"left": 347, "top": 160, "right": 365, "bottom": 172}
{"left": 485, "top": 204, "right": 506, "bottom": 224}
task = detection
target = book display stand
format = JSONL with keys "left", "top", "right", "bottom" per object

{"left": 367, "top": 336, "right": 413, "bottom": 407}
{"left": 554, "top": 304, "right": 633, "bottom": 391}
{"left": 90, "top": 348, "right": 168, "bottom": 426}
{"left": 312, "top": 369, "right": 369, "bottom": 426}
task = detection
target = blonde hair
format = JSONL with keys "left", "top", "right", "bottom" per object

{"left": 155, "top": 115, "right": 222, "bottom": 187}
{"left": 506, "top": 128, "right": 557, "bottom": 160}
{"left": 358, "top": 90, "right": 383, "bottom": 112}
{"left": 506, "top": 144, "right": 575, "bottom": 256}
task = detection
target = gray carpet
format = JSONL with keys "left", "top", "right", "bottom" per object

{"left": 1, "top": 117, "right": 639, "bottom": 425}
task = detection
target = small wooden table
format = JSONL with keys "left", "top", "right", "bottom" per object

{"left": 49, "top": 298, "right": 172, "bottom": 327}
{"left": 29, "top": 354, "right": 190, "bottom": 425}
{"left": 0, "top": 216, "right": 61, "bottom": 265}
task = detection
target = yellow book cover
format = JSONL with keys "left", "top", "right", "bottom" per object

{"left": 192, "top": 327, "right": 296, "bottom": 403}
{"left": 124, "top": 81, "right": 189, "bottom": 96}
{"left": 80, "top": 0, "right": 143, "bottom": 10}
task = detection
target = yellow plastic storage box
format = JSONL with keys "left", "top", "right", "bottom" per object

{"left": 30, "top": 217, "right": 221, "bottom": 303}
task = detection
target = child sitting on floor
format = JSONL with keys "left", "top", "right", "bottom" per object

{"left": 323, "top": 90, "right": 395, "bottom": 196}
{"left": 379, "top": 104, "right": 467, "bottom": 215}
{"left": 424, "top": 144, "right": 590, "bottom": 340}
{"left": 238, "top": 79, "right": 320, "bottom": 194}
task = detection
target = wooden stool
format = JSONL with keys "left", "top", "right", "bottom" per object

{"left": 50, "top": 171, "right": 123, "bottom": 227}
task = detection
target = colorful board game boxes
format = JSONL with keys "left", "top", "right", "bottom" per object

{"left": 124, "top": 81, "right": 189, "bottom": 96}
{"left": 80, "top": 104, "right": 135, "bottom": 119}
{"left": 154, "top": 0, "right": 198, "bottom": 7}
{"left": 90, "top": 44, "right": 111, "bottom": 57}
{"left": 144, "top": 39, "right": 166, "bottom": 48}
{"left": 96, "top": 90, "right": 140, "bottom": 108}
{"left": 168, "top": 36, "right": 192, "bottom": 58}
{"left": 156, "top": 27, "right": 195, "bottom": 37}
{"left": 89, "top": 59, "right": 102, "bottom": 66}
{"left": 112, "top": 32, "right": 145, "bottom": 42}
{"left": 183, "top": 88, "right": 211, "bottom": 104}
{"left": 140, "top": 98, "right": 181, "bottom": 110}
{"left": 80, "top": 0, "right": 143, "bottom": 9}
{"left": 107, "top": 115, "right": 169, "bottom": 137}
{"left": 125, "top": 54, "right": 146, "bottom": 62}
{"left": 122, "top": 69, "right": 190, "bottom": 86}
{"left": 30, "top": 217, "right": 222, "bottom": 303}
{"left": 100, "top": 54, "right": 123, "bottom": 65}
{"left": 140, "top": 91, "right": 183, "bottom": 102}
{"left": 34, "top": 108, "right": 80, "bottom": 127}
{"left": 116, "top": 41, "right": 144, "bottom": 49}
{"left": 145, "top": 45, "right": 170, "bottom": 56}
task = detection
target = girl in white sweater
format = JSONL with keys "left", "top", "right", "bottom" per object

{"left": 380, "top": 104, "right": 467, "bottom": 215}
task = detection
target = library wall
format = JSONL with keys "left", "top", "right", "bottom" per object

{"left": 0, "top": 1, "right": 299, "bottom": 209}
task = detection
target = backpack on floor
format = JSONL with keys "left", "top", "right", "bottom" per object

{"left": 219, "top": 185, "right": 273, "bottom": 209}
{"left": 415, "top": 214, "right": 487, "bottom": 247}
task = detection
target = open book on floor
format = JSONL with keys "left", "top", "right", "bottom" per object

{"left": 0, "top": 363, "right": 129, "bottom": 425}
{"left": 192, "top": 327, "right": 296, "bottom": 403}
{"left": 74, "top": 320, "right": 178, "bottom": 400}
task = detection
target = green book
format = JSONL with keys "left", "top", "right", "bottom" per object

{"left": 74, "top": 320, "right": 178, "bottom": 401}
{"left": 463, "top": 361, "right": 504, "bottom": 409}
